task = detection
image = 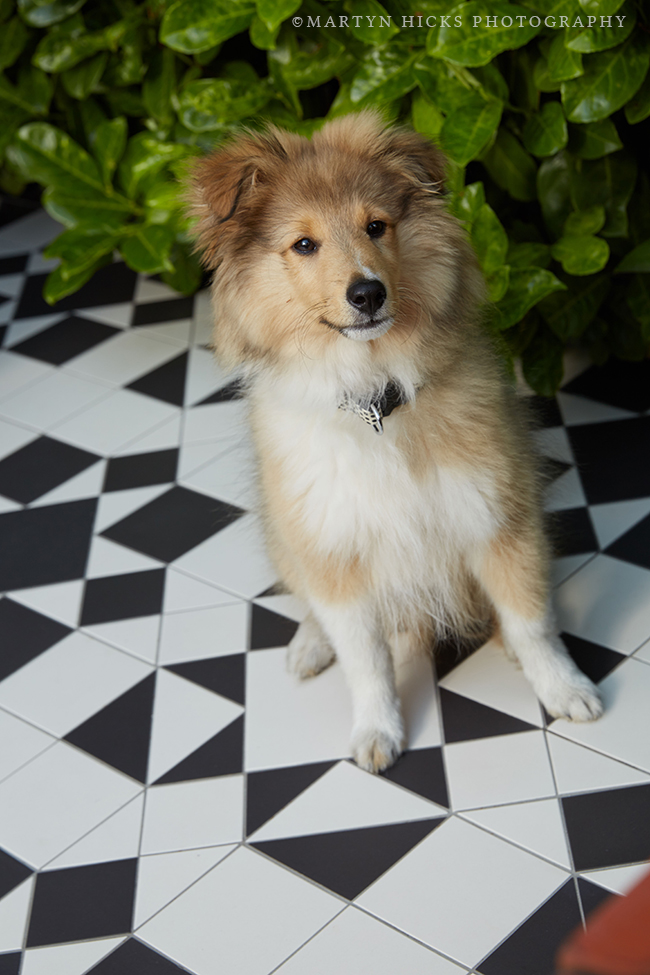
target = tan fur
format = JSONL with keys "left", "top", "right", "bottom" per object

{"left": 190, "top": 111, "right": 602, "bottom": 771}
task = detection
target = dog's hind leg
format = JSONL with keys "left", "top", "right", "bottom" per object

{"left": 287, "top": 612, "right": 336, "bottom": 679}
{"left": 474, "top": 533, "right": 603, "bottom": 723}
{"left": 310, "top": 599, "right": 405, "bottom": 773}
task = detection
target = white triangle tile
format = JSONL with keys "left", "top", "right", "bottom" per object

{"left": 551, "top": 552, "right": 595, "bottom": 588}
{"left": 83, "top": 616, "right": 161, "bottom": 664}
{"left": 0, "top": 494, "right": 20, "bottom": 513}
{"left": 589, "top": 498, "right": 650, "bottom": 550}
{"left": 94, "top": 484, "right": 171, "bottom": 533}
{"left": 82, "top": 303, "right": 133, "bottom": 328}
{"left": 546, "top": 735, "right": 650, "bottom": 795}
{"left": 184, "top": 346, "right": 230, "bottom": 407}
{"left": 193, "top": 289, "right": 215, "bottom": 347}
{"left": 137, "top": 320, "right": 192, "bottom": 347}
{"left": 0, "top": 298, "right": 16, "bottom": 325}
{"left": 147, "top": 669, "right": 243, "bottom": 783}
{"left": 159, "top": 601, "right": 248, "bottom": 664}
{"left": 141, "top": 775, "right": 244, "bottom": 853}
{"left": 3, "top": 313, "right": 64, "bottom": 346}
{"left": 581, "top": 862, "right": 650, "bottom": 896}
{"left": 0, "top": 272, "right": 27, "bottom": 299}
{"left": 557, "top": 391, "right": 637, "bottom": 425}
{"left": 461, "top": 798, "right": 571, "bottom": 868}
{"left": 178, "top": 440, "right": 236, "bottom": 479}
{"left": 0, "top": 210, "right": 60, "bottom": 255}
{"left": 11, "top": 580, "right": 84, "bottom": 627}
{"left": 635, "top": 638, "right": 650, "bottom": 664}
{"left": 113, "top": 413, "right": 182, "bottom": 454}
{"left": 29, "top": 460, "right": 107, "bottom": 507}
{"left": 179, "top": 440, "right": 256, "bottom": 507}
{"left": 253, "top": 593, "right": 308, "bottom": 622}
{"left": 133, "top": 844, "right": 236, "bottom": 928}
{"left": 533, "top": 426, "right": 574, "bottom": 464}
{"left": 163, "top": 568, "right": 240, "bottom": 613}
{"left": 47, "top": 793, "right": 145, "bottom": 869}
{"left": 0, "top": 875, "right": 33, "bottom": 952}
{"left": 0, "top": 417, "right": 37, "bottom": 460}
{"left": 21, "top": 937, "right": 126, "bottom": 975}
{"left": 86, "top": 535, "right": 164, "bottom": 578}
{"left": 182, "top": 400, "right": 248, "bottom": 446}
{"left": 0, "top": 350, "right": 54, "bottom": 400}
{"left": 135, "top": 276, "right": 180, "bottom": 303}
{"left": 439, "top": 637, "right": 544, "bottom": 727}
{"left": 250, "top": 760, "right": 446, "bottom": 842}
{"left": 397, "top": 653, "right": 442, "bottom": 750}
{"left": 27, "top": 249, "right": 59, "bottom": 274}
{"left": 544, "top": 466, "right": 587, "bottom": 513}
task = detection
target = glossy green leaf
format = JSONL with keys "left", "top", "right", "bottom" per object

{"left": 577, "top": 0, "right": 625, "bottom": 15}
{"left": 565, "top": 0, "right": 635, "bottom": 52}
{"left": 565, "top": 205, "right": 605, "bottom": 235}
{"left": 522, "top": 101, "right": 567, "bottom": 157}
{"left": 547, "top": 33, "right": 582, "bottom": 82}
{"left": 161, "top": 0, "right": 256, "bottom": 54}
{"left": 117, "top": 133, "right": 194, "bottom": 199}
{"left": 521, "top": 326, "right": 564, "bottom": 397}
{"left": 411, "top": 89, "right": 444, "bottom": 140}
{"left": 537, "top": 150, "right": 575, "bottom": 238}
{"left": 249, "top": 14, "right": 280, "bottom": 49}
{"left": 143, "top": 177, "right": 182, "bottom": 217}
{"left": 506, "top": 242, "right": 551, "bottom": 268}
{"left": 42, "top": 185, "right": 134, "bottom": 229}
{"left": 454, "top": 181, "right": 486, "bottom": 224}
{"left": 482, "top": 129, "right": 537, "bottom": 202}
{"left": 551, "top": 234, "right": 610, "bottom": 274}
{"left": 428, "top": 2, "right": 542, "bottom": 67}
{"left": 440, "top": 92, "right": 502, "bottom": 167}
{"left": 61, "top": 52, "right": 108, "bottom": 100}
{"left": 625, "top": 70, "right": 650, "bottom": 124}
{"left": 33, "top": 19, "right": 121, "bottom": 73}
{"left": 104, "top": 87, "right": 146, "bottom": 118}
{"left": 539, "top": 271, "right": 610, "bottom": 341}
{"left": 567, "top": 117, "right": 622, "bottom": 158}
{"left": 161, "top": 240, "right": 203, "bottom": 295}
{"left": 0, "top": 0, "right": 12, "bottom": 22}
{"left": 90, "top": 116, "right": 127, "bottom": 187}
{"left": 175, "top": 77, "right": 270, "bottom": 132}
{"left": 0, "top": 103, "right": 30, "bottom": 159}
{"left": 43, "top": 225, "right": 122, "bottom": 277}
{"left": 256, "top": 0, "right": 300, "bottom": 32}
{"left": 495, "top": 267, "right": 567, "bottom": 330}
{"left": 571, "top": 152, "right": 637, "bottom": 237}
{"left": 18, "top": 0, "right": 86, "bottom": 28}
{"left": 561, "top": 33, "right": 650, "bottom": 123}
{"left": 0, "top": 15, "right": 29, "bottom": 70}
{"left": 104, "top": 25, "right": 145, "bottom": 88}
{"left": 487, "top": 266, "right": 510, "bottom": 302}
{"left": 43, "top": 253, "right": 113, "bottom": 305}
{"left": 120, "top": 224, "right": 175, "bottom": 274}
{"left": 615, "top": 239, "right": 650, "bottom": 274}
{"left": 0, "top": 65, "right": 52, "bottom": 115}
{"left": 471, "top": 203, "right": 508, "bottom": 275}
{"left": 143, "top": 47, "right": 177, "bottom": 125}
{"left": 343, "top": 0, "right": 398, "bottom": 45}
{"left": 471, "top": 63, "right": 509, "bottom": 102}
{"left": 8, "top": 122, "right": 105, "bottom": 193}
{"left": 627, "top": 275, "right": 650, "bottom": 336}
{"left": 350, "top": 48, "right": 416, "bottom": 104}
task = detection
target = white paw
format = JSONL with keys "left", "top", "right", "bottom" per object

{"left": 351, "top": 720, "right": 404, "bottom": 774}
{"left": 286, "top": 615, "right": 335, "bottom": 679}
{"left": 541, "top": 672, "right": 604, "bottom": 723}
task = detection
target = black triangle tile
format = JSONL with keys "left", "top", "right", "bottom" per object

{"left": 87, "top": 937, "right": 190, "bottom": 973}
{"left": 561, "top": 632, "right": 625, "bottom": 684}
{"left": 548, "top": 507, "right": 598, "bottom": 557}
{"left": 27, "top": 859, "right": 137, "bottom": 948}
{"left": 246, "top": 761, "right": 335, "bottom": 836}
{"left": 132, "top": 296, "right": 194, "bottom": 326}
{"left": 103, "top": 449, "right": 178, "bottom": 492}
{"left": 154, "top": 714, "right": 243, "bottom": 784}
{"left": 545, "top": 458, "right": 573, "bottom": 484}
{"left": 0, "top": 597, "right": 71, "bottom": 682}
{"left": 563, "top": 358, "right": 650, "bottom": 413}
{"left": 528, "top": 395, "right": 563, "bottom": 428}
{"left": 439, "top": 687, "right": 537, "bottom": 744}
{"left": 605, "top": 512, "right": 650, "bottom": 570}
{"left": 11, "top": 315, "right": 119, "bottom": 365}
{"left": 65, "top": 674, "right": 155, "bottom": 782}
{"left": 0, "top": 436, "right": 100, "bottom": 504}
{"left": 0, "top": 953, "right": 20, "bottom": 975}
{"left": 577, "top": 876, "right": 620, "bottom": 922}
{"left": 477, "top": 878, "right": 582, "bottom": 975}
{"left": 197, "top": 379, "right": 245, "bottom": 405}
{"left": 250, "top": 603, "right": 299, "bottom": 650}
{"left": 562, "top": 783, "right": 650, "bottom": 871}
{"left": 0, "top": 253, "right": 28, "bottom": 273}
{"left": 80, "top": 569, "right": 165, "bottom": 625}
{"left": 0, "top": 848, "right": 32, "bottom": 899}
{"left": 127, "top": 351, "right": 188, "bottom": 406}
{"left": 251, "top": 818, "right": 444, "bottom": 900}
{"left": 380, "top": 747, "right": 449, "bottom": 808}
{"left": 433, "top": 631, "right": 488, "bottom": 681}
{"left": 166, "top": 654, "right": 245, "bottom": 705}
{"left": 568, "top": 417, "right": 650, "bottom": 505}
{"left": 16, "top": 263, "right": 136, "bottom": 318}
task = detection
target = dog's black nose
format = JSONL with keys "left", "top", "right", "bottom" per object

{"left": 346, "top": 279, "right": 386, "bottom": 317}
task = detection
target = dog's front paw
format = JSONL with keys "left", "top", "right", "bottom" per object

{"left": 351, "top": 724, "right": 404, "bottom": 774}
{"left": 287, "top": 614, "right": 335, "bottom": 679}
{"left": 542, "top": 672, "right": 604, "bottom": 723}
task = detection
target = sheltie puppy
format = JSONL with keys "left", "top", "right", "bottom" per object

{"left": 189, "top": 111, "right": 602, "bottom": 773}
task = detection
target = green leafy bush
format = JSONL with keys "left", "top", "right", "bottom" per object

{"left": 1, "top": 0, "right": 649, "bottom": 394}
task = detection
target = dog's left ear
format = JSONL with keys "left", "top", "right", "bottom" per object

{"left": 381, "top": 128, "right": 447, "bottom": 195}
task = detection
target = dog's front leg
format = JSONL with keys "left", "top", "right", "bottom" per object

{"left": 311, "top": 599, "right": 404, "bottom": 773}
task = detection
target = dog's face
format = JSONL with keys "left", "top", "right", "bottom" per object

{"left": 189, "top": 112, "right": 476, "bottom": 370}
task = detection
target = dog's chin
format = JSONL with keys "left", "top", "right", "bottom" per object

{"left": 341, "top": 317, "right": 394, "bottom": 342}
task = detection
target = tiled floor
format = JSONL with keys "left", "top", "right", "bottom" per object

{"left": 1, "top": 203, "right": 649, "bottom": 975}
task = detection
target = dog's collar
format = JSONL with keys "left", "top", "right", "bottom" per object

{"left": 338, "top": 381, "right": 409, "bottom": 435}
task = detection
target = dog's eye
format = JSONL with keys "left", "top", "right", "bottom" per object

{"left": 366, "top": 220, "right": 386, "bottom": 238}
{"left": 293, "top": 237, "right": 317, "bottom": 254}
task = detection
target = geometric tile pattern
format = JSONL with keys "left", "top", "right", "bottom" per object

{"left": 1, "top": 207, "right": 650, "bottom": 974}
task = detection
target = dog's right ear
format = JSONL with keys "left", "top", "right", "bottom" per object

{"left": 187, "top": 131, "right": 287, "bottom": 268}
